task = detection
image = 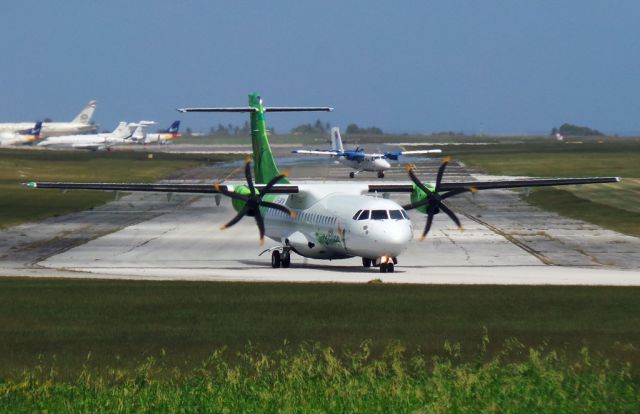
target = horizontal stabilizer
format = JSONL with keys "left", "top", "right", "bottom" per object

{"left": 265, "top": 107, "right": 333, "bottom": 112}
{"left": 178, "top": 107, "right": 333, "bottom": 113}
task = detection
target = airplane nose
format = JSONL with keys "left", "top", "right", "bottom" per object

{"left": 376, "top": 159, "right": 391, "bottom": 169}
{"left": 370, "top": 221, "right": 413, "bottom": 256}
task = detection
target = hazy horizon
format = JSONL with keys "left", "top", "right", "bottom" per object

{"left": 2, "top": 1, "right": 639, "bottom": 135}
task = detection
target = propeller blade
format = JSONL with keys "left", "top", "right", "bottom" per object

{"left": 438, "top": 202, "right": 462, "bottom": 229}
{"left": 261, "top": 172, "right": 288, "bottom": 194}
{"left": 214, "top": 184, "right": 250, "bottom": 202}
{"left": 440, "top": 187, "right": 476, "bottom": 201}
{"left": 435, "top": 157, "right": 450, "bottom": 192}
{"left": 405, "top": 164, "right": 432, "bottom": 196}
{"left": 420, "top": 213, "right": 435, "bottom": 240}
{"left": 220, "top": 204, "right": 250, "bottom": 230}
{"left": 244, "top": 157, "right": 255, "bottom": 194}
{"left": 402, "top": 197, "right": 430, "bottom": 211}
{"left": 260, "top": 200, "right": 296, "bottom": 218}
{"left": 254, "top": 209, "right": 266, "bottom": 245}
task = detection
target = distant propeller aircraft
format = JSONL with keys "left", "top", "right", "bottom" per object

{"left": 25, "top": 93, "right": 621, "bottom": 273}
{"left": 292, "top": 127, "right": 442, "bottom": 178}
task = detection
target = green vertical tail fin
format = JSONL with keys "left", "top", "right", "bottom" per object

{"left": 178, "top": 94, "right": 333, "bottom": 184}
{"left": 248, "top": 94, "right": 285, "bottom": 184}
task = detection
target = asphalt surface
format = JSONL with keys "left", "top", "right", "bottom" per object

{"left": 2, "top": 144, "right": 639, "bottom": 284}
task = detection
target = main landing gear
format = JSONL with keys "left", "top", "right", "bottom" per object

{"left": 271, "top": 247, "right": 291, "bottom": 268}
{"left": 363, "top": 256, "right": 397, "bottom": 273}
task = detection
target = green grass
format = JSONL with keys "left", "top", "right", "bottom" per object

{"left": 527, "top": 188, "right": 640, "bottom": 237}
{"left": 441, "top": 138, "right": 640, "bottom": 237}
{"left": 453, "top": 139, "right": 640, "bottom": 178}
{"left": 1, "top": 278, "right": 639, "bottom": 411}
{"left": 0, "top": 149, "right": 238, "bottom": 228}
{"left": 2, "top": 341, "right": 638, "bottom": 412}
{"left": 1, "top": 278, "right": 639, "bottom": 378}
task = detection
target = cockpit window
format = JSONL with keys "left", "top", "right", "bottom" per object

{"left": 371, "top": 210, "right": 388, "bottom": 220}
{"left": 352, "top": 210, "right": 362, "bottom": 220}
{"left": 389, "top": 210, "right": 403, "bottom": 220}
{"left": 357, "top": 210, "right": 370, "bottom": 220}
{"left": 401, "top": 210, "right": 410, "bottom": 220}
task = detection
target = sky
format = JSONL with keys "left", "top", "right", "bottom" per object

{"left": 1, "top": 1, "right": 639, "bottom": 135}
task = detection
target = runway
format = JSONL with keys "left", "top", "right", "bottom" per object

{"left": 2, "top": 151, "right": 639, "bottom": 284}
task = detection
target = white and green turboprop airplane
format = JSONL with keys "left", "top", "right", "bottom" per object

{"left": 25, "top": 93, "right": 620, "bottom": 273}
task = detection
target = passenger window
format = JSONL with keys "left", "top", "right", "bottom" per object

{"left": 389, "top": 210, "right": 403, "bottom": 220}
{"left": 352, "top": 210, "right": 362, "bottom": 220}
{"left": 371, "top": 210, "right": 388, "bottom": 220}
{"left": 358, "top": 210, "right": 370, "bottom": 220}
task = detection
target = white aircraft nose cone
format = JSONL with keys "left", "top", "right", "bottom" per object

{"left": 361, "top": 221, "right": 413, "bottom": 257}
{"left": 375, "top": 158, "right": 391, "bottom": 169}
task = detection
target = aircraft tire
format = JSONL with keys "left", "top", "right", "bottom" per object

{"left": 349, "top": 172, "right": 355, "bottom": 179}
{"left": 362, "top": 257, "right": 372, "bottom": 267}
{"left": 387, "top": 263, "right": 394, "bottom": 273}
{"left": 380, "top": 263, "right": 387, "bottom": 273}
{"left": 282, "top": 252, "right": 291, "bottom": 268}
{"left": 377, "top": 171, "right": 384, "bottom": 179}
{"left": 271, "top": 251, "right": 281, "bottom": 268}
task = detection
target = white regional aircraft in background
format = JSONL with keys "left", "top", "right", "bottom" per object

{"left": 127, "top": 120, "right": 182, "bottom": 144}
{"left": 143, "top": 120, "right": 182, "bottom": 144}
{"left": 293, "top": 127, "right": 442, "bottom": 178}
{"left": 37, "top": 121, "right": 133, "bottom": 150}
{"left": 0, "top": 101, "right": 97, "bottom": 137}
{"left": 25, "top": 93, "right": 621, "bottom": 273}
{"left": 0, "top": 121, "right": 42, "bottom": 146}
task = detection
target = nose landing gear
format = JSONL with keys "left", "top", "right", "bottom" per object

{"left": 377, "top": 171, "right": 385, "bottom": 179}
{"left": 374, "top": 256, "right": 397, "bottom": 273}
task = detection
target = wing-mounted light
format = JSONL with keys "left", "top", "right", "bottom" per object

{"left": 403, "top": 157, "right": 476, "bottom": 240}
{"left": 214, "top": 157, "right": 296, "bottom": 245}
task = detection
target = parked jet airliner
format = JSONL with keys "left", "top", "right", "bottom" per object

{"left": 0, "top": 121, "right": 42, "bottom": 146}
{"left": 0, "top": 101, "right": 97, "bottom": 137}
{"left": 37, "top": 121, "right": 133, "bottom": 151}
{"left": 127, "top": 121, "right": 182, "bottom": 144}
{"left": 25, "top": 94, "right": 620, "bottom": 273}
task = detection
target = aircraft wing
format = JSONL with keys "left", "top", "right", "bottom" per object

{"left": 292, "top": 150, "right": 341, "bottom": 156}
{"left": 397, "top": 149, "right": 442, "bottom": 156}
{"left": 27, "top": 176, "right": 619, "bottom": 195}
{"left": 23, "top": 182, "right": 300, "bottom": 194}
{"left": 384, "top": 149, "right": 442, "bottom": 160}
{"left": 367, "top": 176, "right": 621, "bottom": 193}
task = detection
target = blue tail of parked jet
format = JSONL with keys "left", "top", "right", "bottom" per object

{"left": 19, "top": 121, "right": 43, "bottom": 143}
{"left": 164, "top": 120, "right": 180, "bottom": 134}
{"left": 161, "top": 120, "right": 181, "bottom": 140}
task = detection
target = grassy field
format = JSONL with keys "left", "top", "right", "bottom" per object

{"left": 1, "top": 278, "right": 638, "bottom": 410}
{"left": 2, "top": 340, "right": 637, "bottom": 412}
{"left": 0, "top": 149, "right": 237, "bottom": 228}
{"left": 423, "top": 138, "right": 640, "bottom": 237}
{"left": 1, "top": 278, "right": 639, "bottom": 377}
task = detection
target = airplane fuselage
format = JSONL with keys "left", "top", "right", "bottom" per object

{"left": 0, "top": 122, "right": 95, "bottom": 137}
{"left": 258, "top": 183, "right": 413, "bottom": 260}
{"left": 337, "top": 155, "right": 391, "bottom": 173}
{"left": 37, "top": 133, "right": 125, "bottom": 150}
